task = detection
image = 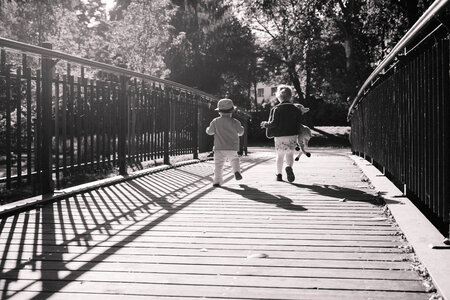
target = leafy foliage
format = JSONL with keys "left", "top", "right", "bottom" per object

{"left": 109, "top": 0, "right": 175, "bottom": 77}
{"left": 165, "top": 0, "right": 256, "bottom": 107}
{"left": 235, "top": 0, "right": 325, "bottom": 101}
{"left": 235, "top": 0, "right": 436, "bottom": 108}
{"left": 0, "top": 0, "right": 437, "bottom": 116}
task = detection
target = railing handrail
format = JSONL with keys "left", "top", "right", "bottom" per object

{"left": 0, "top": 37, "right": 218, "bottom": 101}
{"left": 347, "top": 0, "right": 449, "bottom": 120}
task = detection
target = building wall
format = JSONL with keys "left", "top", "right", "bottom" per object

{"left": 252, "top": 83, "right": 296, "bottom": 105}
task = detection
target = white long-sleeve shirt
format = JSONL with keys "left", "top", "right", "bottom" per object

{"left": 206, "top": 115, "right": 244, "bottom": 151}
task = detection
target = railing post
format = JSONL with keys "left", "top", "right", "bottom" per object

{"left": 198, "top": 99, "right": 204, "bottom": 153}
{"left": 118, "top": 75, "right": 128, "bottom": 175}
{"left": 5, "top": 64, "right": 11, "bottom": 190}
{"left": 193, "top": 95, "right": 199, "bottom": 159}
{"left": 243, "top": 117, "right": 248, "bottom": 156}
{"left": 163, "top": 87, "right": 171, "bottom": 165}
{"left": 40, "top": 42, "right": 54, "bottom": 194}
{"left": 442, "top": 39, "right": 450, "bottom": 238}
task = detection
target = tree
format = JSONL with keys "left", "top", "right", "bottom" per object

{"left": 165, "top": 0, "right": 257, "bottom": 107}
{"left": 390, "top": 0, "right": 434, "bottom": 27}
{"left": 235, "top": 0, "right": 328, "bottom": 102}
{"left": 233, "top": 0, "right": 431, "bottom": 107}
{"left": 0, "top": 0, "right": 81, "bottom": 46}
{"left": 109, "top": 0, "right": 175, "bottom": 76}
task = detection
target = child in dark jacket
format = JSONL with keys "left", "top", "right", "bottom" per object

{"left": 260, "top": 85, "right": 303, "bottom": 182}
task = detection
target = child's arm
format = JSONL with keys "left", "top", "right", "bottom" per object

{"left": 261, "top": 107, "right": 279, "bottom": 128}
{"left": 206, "top": 120, "right": 215, "bottom": 135}
{"left": 234, "top": 119, "right": 245, "bottom": 136}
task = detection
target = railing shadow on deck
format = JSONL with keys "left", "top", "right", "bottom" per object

{"left": 0, "top": 156, "right": 270, "bottom": 299}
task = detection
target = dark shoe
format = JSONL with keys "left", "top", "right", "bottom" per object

{"left": 234, "top": 172, "right": 242, "bottom": 180}
{"left": 276, "top": 174, "right": 283, "bottom": 181}
{"left": 306, "top": 152, "right": 311, "bottom": 157}
{"left": 295, "top": 144, "right": 300, "bottom": 151}
{"left": 213, "top": 183, "right": 220, "bottom": 187}
{"left": 285, "top": 166, "right": 295, "bottom": 182}
{"left": 295, "top": 157, "right": 300, "bottom": 161}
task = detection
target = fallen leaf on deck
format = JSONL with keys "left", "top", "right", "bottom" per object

{"left": 247, "top": 253, "right": 268, "bottom": 259}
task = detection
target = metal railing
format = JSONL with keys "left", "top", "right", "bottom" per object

{"left": 0, "top": 38, "right": 249, "bottom": 196}
{"left": 348, "top": 0, "right": 449, "bottom": 236}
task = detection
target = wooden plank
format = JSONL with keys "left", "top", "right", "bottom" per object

{"left": 0, "top": 246, "right": 411, "bottom": 261}
{"left": 5, "top": 213, "right": 398, "bottom": 225}
{"left": 2, "top": 228, "right": 399, "bottom": 241}
{"left": 0, "top": 263, "right": 422, "bottom": 280}
{"left": 0, "top": 222, "right": 398, "bottom": 234}
{"left": 0, "top": 240, "right": 406, "bottom": 254}
{"left": 0, "top": 283, "right": 429, "bottom": 300}
{"left": 0, "top": 273, "right": 427, "bottom": 292}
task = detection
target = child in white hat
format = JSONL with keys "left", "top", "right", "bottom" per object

{"left": 206, "top": 98, "right": 245, "bottom": 187}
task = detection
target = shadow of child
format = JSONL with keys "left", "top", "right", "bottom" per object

{"left": 221, "top": 184, "right": 307, "bottom": 211}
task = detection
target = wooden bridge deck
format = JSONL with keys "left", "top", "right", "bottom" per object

{"left": 0, "top": 148, "right": 432, "bottom": 299}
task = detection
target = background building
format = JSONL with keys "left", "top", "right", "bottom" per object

{"left": 252, "top": 83, "right": 297, "bottom": 107}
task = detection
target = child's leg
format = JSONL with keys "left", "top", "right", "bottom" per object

{"left": 276, "top": 150, "right": 286, "bottom": 174}
{"left": 228, "top": 151, "right": 242, "bottom": 180}
{"left": 229, "top": 151, "right": 241, "bottom": 174}
{"left": 285, "top": 149, "right": 295, "bottom": 182}
{"left": 285, "top": 150, "right": 295, "bottom": 168}
{"left": 213, "top": 150, "right": 226, "bottom": 185}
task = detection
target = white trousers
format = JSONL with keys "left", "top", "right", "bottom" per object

{"left": 276, "top": 150, "right": 295, "bottom": 174}
{"left": 214, "top": 150, "right": 240, "bottom": 185}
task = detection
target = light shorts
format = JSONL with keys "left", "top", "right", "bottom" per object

{"left": 274, "top": 135, "right": 298, "bottom": 151}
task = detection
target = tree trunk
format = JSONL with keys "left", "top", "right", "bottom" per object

{"left": 253, "top": 81, "right": 258, "bottom": 112}
{"left": 287, "top": 63, "right": 304, "bottom": 102}
{"left": 343, "top": 38, "right": 352, "bottom": 71}
{"left": 305, "top": 53, "right": 311, "bottom": 98}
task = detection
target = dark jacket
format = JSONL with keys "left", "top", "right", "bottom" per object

{"left": 265, "top": 102, "right": 303, "bottom": 137}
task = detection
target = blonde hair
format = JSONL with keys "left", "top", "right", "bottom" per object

{"left": 276, "top": 85, "right": 292, "bottom": 101}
